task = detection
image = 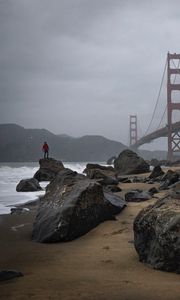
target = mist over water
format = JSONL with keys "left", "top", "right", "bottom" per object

{"left": 0, "top": 161, "right": 106, "bottom": 215}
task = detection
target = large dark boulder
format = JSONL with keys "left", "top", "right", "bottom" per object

{"left": 32, "top": 169, "right": 126, "bottom": 243}
{"left": 114, "top": 149, "right": 150, "bottom": 175}
{"left": 34, "top": 158, "right": 64, "bottom": 181}
{"left": 133, "top": 197, "right": 180, "bottom": 273}
{"left": 16, "top": 178, "right": 42, "bottom": 192}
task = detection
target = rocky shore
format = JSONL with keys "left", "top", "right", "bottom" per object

{"left": 0, "top": 150, "right": 180, "bottom": 299}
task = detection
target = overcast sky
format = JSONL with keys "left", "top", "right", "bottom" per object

{"left": 0, "top": 0, "right": 180, "bottom": 149}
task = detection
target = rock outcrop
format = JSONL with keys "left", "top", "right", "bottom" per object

{"left": 16, "top": 178, "right": 42, "bottom": 192}
{"left": 114, "top": 149, "right": 150, "bottom": 175}
{"left": 125, "top": 190, "right": 152, "bottom": 202}
{"left": 133, "top": 197, "right": 180, "bottom": 273}
{"left": 32, "top": 168, "right": 126, "bottom": 243}
{"left": 34, "top": 158, "right": 64, "bottom": 181}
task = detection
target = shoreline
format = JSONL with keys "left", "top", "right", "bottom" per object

{"left": 0, "top": 177, "right": 180, "bottom": 300}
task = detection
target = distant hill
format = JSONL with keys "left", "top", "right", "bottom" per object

{"left": 0, "top": 124, "right": 127, "bottom": 162}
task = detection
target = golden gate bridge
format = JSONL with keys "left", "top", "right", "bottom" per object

{"left": 129, "top": 52, "right": 180, "bottom": 161}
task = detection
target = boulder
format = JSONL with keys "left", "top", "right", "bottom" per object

{"left": 159, "top": 170, "right": 179, "bottom": 190}
{"left": 85, "top": 169, "right": 118, "bottom": 186}
{"left": 16, "top": 178, "right": 42, "bottom": 192}
{"left": 125, "top": 190, "right": 152, "bottom": 202}
{"left": 148, "top": 187, "right": 159, "bottom": 195}
{"left": 83, "top": 163, "right": 115, "bottom": 174}
{"left": 34, "top": 158, "right": 64, "bottom": 181}
{"left": 103, "top": 191, "right": 125, "bottom": 216}
{"left": 114, "top": 149, "right": 150, "bottom": 175}
{"left": 149, "top": 165, "right": 164, "bottom": 179}
{"left": 0, "top": 270, "right": 23, "bottom": 281}
{"left": 83, "top": 163, "right": 117, "bottom": 186}
{"left": 32, "top": 169, "right": 126, "bottom": 243}
{"left": 134, "top": 197, "right": 180, "bottom": 273}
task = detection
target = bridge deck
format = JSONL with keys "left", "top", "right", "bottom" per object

{"left": 133, "top": 121, "right": 180, "bottom": 148}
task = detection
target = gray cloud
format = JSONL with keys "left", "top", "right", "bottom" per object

{"left": 0, "top": 0, "right": 180, "bottom": 149}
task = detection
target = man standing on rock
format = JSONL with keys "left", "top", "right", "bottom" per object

{"left": 42, "top": 142, "right": 49, "bottom": 159}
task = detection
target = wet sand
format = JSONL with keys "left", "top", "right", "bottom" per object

{"left": 0, "top": 180, "right": 180, "bottom": 300}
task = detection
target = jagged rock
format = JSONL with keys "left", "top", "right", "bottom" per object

{"left": 125, "top": 190, "right": 152, "bottom": 202}
{"left": 159, "top": 170, "right": 179, "bottom": 190}
{"left": 16, "top": 178, "right": 42, "bottom": 192}
{"left": 103, "top": 191, "right": 125, "bottom": 216}
{"left": 133, "top": 197, "right": 180, "bottom": 273}
{"left": 34, "top": 158, "right": 64, "bottom": 181}
{"left": 104, "top": 185, "right": 122, "bottom": 193}
{"left": 149, "top": 165, "right": 165, "bottom": 179}
{"left": 114, "top": 149, "right": 150, "bottom": 175}
{"left": 107, "top": 156, "right": 116, "bottom": 165}
{"left": 32, "top": 169, "right": 126, "bottom": 243}
{"left": 0, "top": 270, "right": 23, "bottom": 281}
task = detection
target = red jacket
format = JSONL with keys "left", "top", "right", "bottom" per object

{"left": 42, "top": 143, "right": 49, "bottom": 152}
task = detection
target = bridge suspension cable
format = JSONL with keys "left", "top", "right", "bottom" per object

{"left": 156, "top": 105, "right": 167, "bottom": 130}
{"left": 143, "top": 58, "right": 167, "bottom": 137}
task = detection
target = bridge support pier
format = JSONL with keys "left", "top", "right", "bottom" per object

{"left": 167, "top": 53, "right": 180, "bottom": 161}
{"left": 129, "top": 115, "right": 137, "bottom": 147}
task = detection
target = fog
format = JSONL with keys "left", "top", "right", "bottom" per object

{"left": 1, "top": 0, "right": 180, "bottom": 149}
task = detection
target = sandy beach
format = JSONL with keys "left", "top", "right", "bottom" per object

{"left": 0, "top": 180, "right": 180, "bottom": 300}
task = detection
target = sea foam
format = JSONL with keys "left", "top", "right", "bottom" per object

{"left": 0, "top": 162, "right": 105, "bottom": 215}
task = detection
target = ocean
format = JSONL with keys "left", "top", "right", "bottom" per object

{"left": 0, "top": 162, "right": 105, "bottom": 215}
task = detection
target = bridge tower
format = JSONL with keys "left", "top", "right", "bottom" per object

{"left": 129, "top": 115, "right": 137, "bottom": 147}
{"left": 167, "top": 52, "right": 180, "bottom": 160}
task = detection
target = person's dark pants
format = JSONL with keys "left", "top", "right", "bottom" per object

{"left": 44, "top": 151, "right": 49, "bottom": 159}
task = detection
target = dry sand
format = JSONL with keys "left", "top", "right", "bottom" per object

{"left": 0, "top": 180, "right": 180, "bottom": 300}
